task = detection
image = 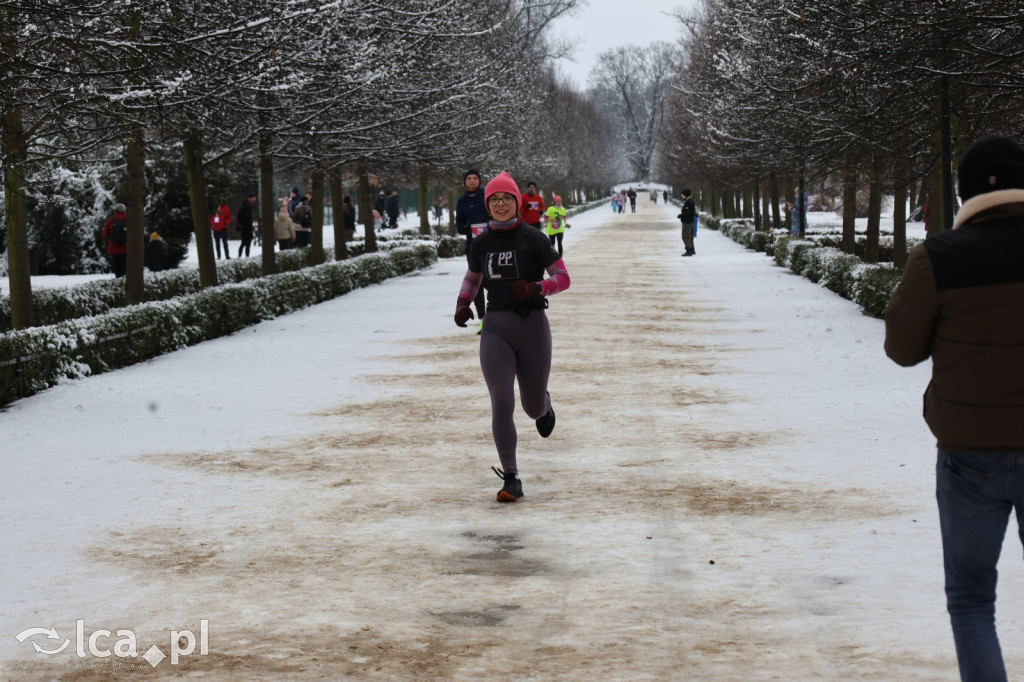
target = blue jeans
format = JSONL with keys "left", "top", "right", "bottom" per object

{"left": 213, "top": 229, "right": 230, "bottom": 258}
{"left": 936, "top": 449, "right": 1024, "bottom": 682}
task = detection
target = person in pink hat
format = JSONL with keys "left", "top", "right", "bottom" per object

{"left": 453, "top": 171, "right": 572, "bottom": 502}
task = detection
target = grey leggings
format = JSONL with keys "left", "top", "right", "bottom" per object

{"left": 480, "top": 310, "right": 552, "bottom": 475}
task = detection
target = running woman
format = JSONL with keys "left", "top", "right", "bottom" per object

{"left": 454, "top": 172, "right": 571, "bottom": 502}
{"left": 543, "top": 194, "right": 569, "bottom": 257}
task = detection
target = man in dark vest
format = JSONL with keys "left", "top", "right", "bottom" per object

{"left": 885, "top": 134, "right": 1024, "bottom": 682}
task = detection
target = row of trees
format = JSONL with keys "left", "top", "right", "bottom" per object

{"left": 2, "top": 0, "right": 632, "bottom": 329}
{"left": 659, "top": 0, "right": 1024, "bottom": 264}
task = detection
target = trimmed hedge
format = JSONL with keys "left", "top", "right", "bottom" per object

{"left": 0, "top": 236, "right": 443, "bottom": 332}
{"left": 705, "top": 216, "right": 904, "bottom": 318}
{"left": 0, "top": 244, "right": 436, "bottom": 405}
{"left": 808, "top": 232, "right": 922, "bottom": 263}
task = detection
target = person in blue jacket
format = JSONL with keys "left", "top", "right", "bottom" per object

{"left": 455, "top": 170, "right": 488, "bottom": 330}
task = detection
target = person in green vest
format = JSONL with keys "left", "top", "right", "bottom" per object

{"left": 543, "top": 194, "right": 569, "bottom": 257}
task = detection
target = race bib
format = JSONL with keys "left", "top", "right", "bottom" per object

{"left": 485, "top": 250, "right": 519, "bottom": 280}
{"left": 471, "top": 222, "right": 487, "bottom": 237}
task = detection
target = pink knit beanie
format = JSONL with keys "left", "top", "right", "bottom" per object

{"left": 484, "top": 172, "right": 521, "bottom": 215}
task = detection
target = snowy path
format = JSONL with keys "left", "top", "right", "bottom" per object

{"left": 2, "top": 197, "right": 1022, "bottom": 680}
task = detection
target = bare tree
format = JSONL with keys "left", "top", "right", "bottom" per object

{"left": 591, "top": 42, "right": 678, "bottom": 182}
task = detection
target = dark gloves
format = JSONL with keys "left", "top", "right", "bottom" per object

{"left": 511, "top": 279, "right": 542, "bottom": 300}
{"left": 454, "top": 297, "right": 474, "bottom": 327}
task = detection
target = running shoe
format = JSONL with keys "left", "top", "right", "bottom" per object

{"left": 535, "top": 393, "right": 555, "bottom": 438}
{"left": 492, "top": 466, "right": 524, "bottom": 502}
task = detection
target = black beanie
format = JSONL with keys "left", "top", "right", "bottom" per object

{"left": 464, "top": 169, "right": 481, "bottom": 183}
{"left": 682, "top": 188, "right": 691, "bottom": 197}
{"left": 957, "top": 135, "right": 1024, "bottom": 201}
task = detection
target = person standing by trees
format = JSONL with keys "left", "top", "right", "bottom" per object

{"left": 455, "top": 169, "right": 488, "bottom": 329}
{"left": 342, "top": 195, "right": 356, "bottom": 241}
{"left": 374, "top": 191, "right": 386, "bottom": 224}
{"left": 236, "top": 193, "right": 257, "bottom": 257}
{"left": 678, "top": 189, "right": 696, "bottom": 257}
{"left": 433, "top": 194, "right": 447, "bottom": 224}
{"left": 519, "top": 181, "right": 546, "bottom": 229}
{"left": 884, "top": 134, "right": 1024, "bottom": 682}
{"left": 543, "top": 194, "right": 568, "bottom": 257}
{"left": 102, "top": 203, "right": 128, "bottom": 278}
{"left": 287, "top": 187, "right": 302, "bottom": 219}
{"left": 790, "top": 190, "right": 807, "bottom": 236}
{"left": 453, "top": 171, "right": 571, "bottom": 503}
{"left": 145, "top": 231, "right": 167, "bottom": 272}
{"left": 292, "top": 195, "right": 312, "bottom": 247}
{"left": 385, "top": 190, "right": 400, "bottom": 230}
{"left": 210, "top": 202, "right": 231, "bottom": 259}
{"left": 274, "top": 201, "right": 295, "bottom": 250}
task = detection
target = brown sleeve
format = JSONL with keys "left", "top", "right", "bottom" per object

{"left": 884, "top": 242, "right": 939, "bottom": 367}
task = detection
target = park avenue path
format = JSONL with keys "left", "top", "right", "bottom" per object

{"left": 2, "top": 195, "right": 1021, "bottom": 680}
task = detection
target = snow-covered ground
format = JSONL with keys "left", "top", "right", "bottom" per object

{"left": 2, "top": 197, "right": 1020, "bottom": 680}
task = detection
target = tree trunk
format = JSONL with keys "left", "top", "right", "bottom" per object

{"left": 182, "top": 132, "right": 217, "bottom": 288}
{"left": 865, "top": 155, "right": 882, "bottom": 263}
{"left": 259, "top": 141, "right": 276, "bottom": 276}
{"left": 760, "top": 179, "right": 769, "bottom": 231}
{"left": 447, "top": 178, "right": 457, "bottom": 236}
{"left": 797, "top": 168, "right": 807, "bottom": 238}
{"left": 358, "top": 162, "right": 377, "bottom": 253}
{"left": 309, "top": 169, "right": 325, "bottom": 265}
{"left": 893, "top": 148, "right": 909, "bottom": 268}
{"left": 917, "top": 174, "right": 929, "bottom": 216}
{"left": 3, "top": 108, "right": 32, "bottom": 329}
{"left": 125, "top": 130, "right": 146, "bottom": 304}
{"left": 927, "top": 115, "right": 944, "bottom": 237}
{"left": 784, "top": 176, "right": 794, "bottom": 232}
{"left": 330, "top": 167, "right": 348, "bottom": 261}
{"left": 418, "top": 165, "right": 430, "bottom": 235}
{"left": 841, "top": 153, "right": 858, "bottom": 254}
{"left": 906, "top": 176, "right": 918, "bottom": 217}
{"left": 770, "top": 172, "right": 781, "bottom": 229}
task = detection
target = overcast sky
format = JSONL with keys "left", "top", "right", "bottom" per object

{"left": 550, "top": 0, "right": 700, "bottom": 90}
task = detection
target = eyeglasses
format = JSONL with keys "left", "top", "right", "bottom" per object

{"left": 488, "top": 194, "right": 516, "bottom": 206}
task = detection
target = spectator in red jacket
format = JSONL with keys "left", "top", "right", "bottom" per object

{"left": 102, "top": 203, "right": 128, "bottom": 278}
{"left": 210, "top": 203, "right": 231, "bottom": 259}
{"left": 519, "top": 181, "right": 546, "bottom": 229}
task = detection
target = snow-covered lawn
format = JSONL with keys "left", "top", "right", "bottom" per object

{"left": 1, "top": 198, "right": 1020, "bottom": 680}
